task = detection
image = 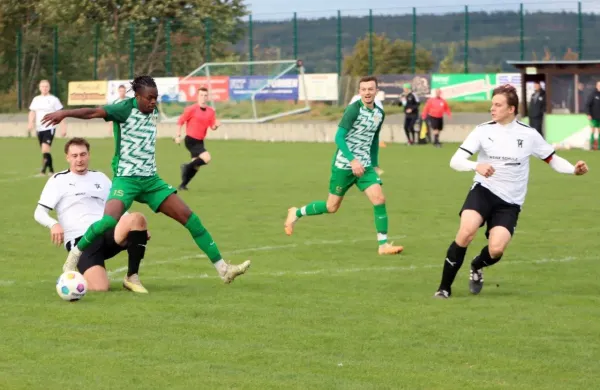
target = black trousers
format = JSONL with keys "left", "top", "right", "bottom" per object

{"left": 529, "top": 116, "right": 544, "bottom": 137}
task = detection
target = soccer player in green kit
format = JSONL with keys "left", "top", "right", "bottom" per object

{"left": 42, "top": 76, "right": 250, "bottom": 288}
{"left": 284, "top": 76, "right": 404, "bottom": 256}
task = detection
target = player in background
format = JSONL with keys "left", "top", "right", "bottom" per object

{"left": 41, "top": 75, "right": 250, "bottom": 284}
{"left": 34, "top": 138, "right": 150, "bottom": 292}
{"left": 28, "top": 80, "right": 66, "bottom": 176}
{"left": 284, "top": 76, "right": 403, "bottom": 256}
{"left": 421, "top": 88, "right": 452, "bottom": 148}
{"left": 585, "top": 81, "right": 600, "bottom": 150}
{"left": 399, "top": 83, "right": 420, "bottom": 145}
{"left": 434, "top": 85, "right": 588, "bottom": 299}
{"left": 175, "top": 87, "right": 221, "bottom": 190}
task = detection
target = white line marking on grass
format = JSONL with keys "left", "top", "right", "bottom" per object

{"left": 139, "top": 256, "right": 581, "bottom": 283}
{"left": 105, "top": 236, "right": 408, "bottom": 277}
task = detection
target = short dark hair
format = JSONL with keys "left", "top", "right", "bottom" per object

{"left": 492, "top": 84, "right": 519, "bottom": 115}
{"left": 131, "top": 75, "right": 157, "bottom": 94}
{"left": 358, "top": 76, "right": 378, "bottom": 88}
{"left": 64, "top": 137, "right": 90, "bottom": 154}
{"left": 198, "top": 87, "right": 208, "bottom": 93}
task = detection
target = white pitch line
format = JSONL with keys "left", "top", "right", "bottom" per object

{"left": 105, "top": 235, "right": 408, "bottom": 277}
{"left": 0, "top": 256, "right": 589, "bottom": 288}
{"left": 134, "top": 255, "right": 583, "bottom": 282}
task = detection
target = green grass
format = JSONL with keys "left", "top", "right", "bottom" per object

{"left": 0, "top": 138, "right": 599, "bottom": 389}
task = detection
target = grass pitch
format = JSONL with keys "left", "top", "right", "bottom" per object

{"left": 0, "top": 137, "right": 599, "bottom": 389}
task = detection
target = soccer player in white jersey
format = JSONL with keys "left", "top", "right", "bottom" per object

{"left": 434, "top": 85, "right": 589, "bottom": 299}
{"left": 28, "top": 80, "right": 66, "bottom": 176}
{"left": 34, "top": 137, "right": 151, "bottom": 293}
{"left": 284, "top": 76, "right": 403, "bottom": 255}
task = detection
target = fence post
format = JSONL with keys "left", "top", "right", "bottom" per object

{"left": 249, "top": 14, "right": 254, "bottom": 75}
{"left": 93, "top": 24, "right": 99, "bottom": 80}
{"left": 129, "top": 22, "right": 135, "bottom": 79}
{"left": 53, "top": 26, "right": 58, "bottom": 95}
{"left": 17, "top": 28, "right": 22, "bottom": 110}
{"left": 293, "top": 12, "right": 298, "bottom": 60}
{"left": 165, "top": 19, "right": 172, "bottom": 76}
{"left": 337, "top": 10, "right": 342, "bottom": 76}
{"left": 411, "top": 7, "right": 417, "bottom": 74}
{"left": 368, "top": 9, "right": 373, "bottom": 75}
{"left": 578, "top": 1, "right": 583, "bottom": 59}
{"left": 519, "top": 4, "right": 525, "bottom": 61}
{"left": 205, "top": 18, "right": 212, "bottom": 62}
{"left": 464, "top": 6, "right": 469, "bottom": 74}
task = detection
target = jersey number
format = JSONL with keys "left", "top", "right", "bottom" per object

{"left": 112, "top": 189, "right": 124, "bottom": 197}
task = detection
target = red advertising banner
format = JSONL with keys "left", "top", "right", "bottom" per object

{"left": 178, "top": 76, "right": 230, "bottom": 102}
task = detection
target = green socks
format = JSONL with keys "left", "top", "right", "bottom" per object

{"left": 76, "top": 215, "right": 118, "bottom": 251}
{"left": 296, "top": 201, "right": 329, "bottom": 218}
{"left": 185, "top": 212, "right": 222, "bottom": 263}
{"left": 374, "top": 204, "right": 388, "bottom": 245}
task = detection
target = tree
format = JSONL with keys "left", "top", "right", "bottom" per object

{"left": 0, "top": 0, "right": 248, "bottom": 108}
{"left": 438, "top": 43, "right": 464, "bottom": 73}
{"left": 343, "top": 33, "right": 433, "bottom": 76}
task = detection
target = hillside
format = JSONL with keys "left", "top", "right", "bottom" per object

{"left": 246, "top": 11, "right": 600, "bottom": 73}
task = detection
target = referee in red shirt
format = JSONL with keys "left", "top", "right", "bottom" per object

{"left": 175, "top": 87, "right": 220, "bottom": 190}
{"left": 421, "top": 88, "right": 452, "bottom": 147}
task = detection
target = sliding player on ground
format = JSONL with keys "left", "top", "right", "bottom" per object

{"left": 284, "top": 76, "right": 403, "bottom": 255}
{"left": 434, "top": 85, "right": 588, "bottom": 299}
{"left": 34, "top": 138, "right": 150, "bottom": 292}
{"left": 41, "top": 76, "right": 250, "bottom": 284}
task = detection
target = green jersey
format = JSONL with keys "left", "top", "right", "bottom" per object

{"left": 103, "top": 98, "right": 158, "bottom": 177}
{"left": 333, "top": 99, "right": 385, "bottom": 170}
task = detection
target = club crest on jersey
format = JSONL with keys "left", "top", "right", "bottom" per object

{"left": 517, "top": 139, "right": 523, "bottom": 148}
{"left": 95, "top": 183, "right": 101, "bottom": 189}
{"left": 373, "top": 112, "right": 383, "bottom": 125}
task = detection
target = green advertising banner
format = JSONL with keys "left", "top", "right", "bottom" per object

{"left": 431, "top": 74, "right": 496, "bottom": 101}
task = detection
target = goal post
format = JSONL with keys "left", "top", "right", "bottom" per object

{"left": 158, "top": 59, "right": 311, "bottom": 124}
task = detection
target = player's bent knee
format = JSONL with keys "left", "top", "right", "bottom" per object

{"left": 488, "top": 244, "right": 505, "bottom": 259}
{"left": 83, "top": 266, "right": 110, "bottom": 291}
{"left": 326, "top": 203, "right": 340, "bottom": 213}
{"left": 455, "top": 228, "right": 477, "bottom": 247}
{"left": 128, "top": 212, "right": 148, "bottom": 230}
{"left": 199, "top": 152, "right": 211, "bottom": 164}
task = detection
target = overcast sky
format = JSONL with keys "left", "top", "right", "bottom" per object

{"left": 246, "top": 0, "right": 598, "bottom": 20}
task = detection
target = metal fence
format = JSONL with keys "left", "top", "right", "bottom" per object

{"left": 9, "top": 1, "right": 600, "bottom": 110}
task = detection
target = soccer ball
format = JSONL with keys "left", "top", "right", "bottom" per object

{"left": 56, "top": 271, "right": 88, "bottom": 301}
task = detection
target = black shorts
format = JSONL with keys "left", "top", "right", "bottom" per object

{"left": 37, "top": 129, "right": 55, "bottom": 146}
{"left": 65, "top": 228, "right": 125, "bottom": 274}
{"left": 459, "top": 183, "right": 520, "bottom": 238}
{"left": 427, "top": 116, "right": 444, "bottom": 131}
{"left": 184, "top": 136, "right": 207, "bottom": 158}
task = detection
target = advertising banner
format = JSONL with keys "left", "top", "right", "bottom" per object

{"left": 178, "top": 76, "right": 230, "bottom": 102}
{"left": 298, "top": 73, "right": 338, "bottom": 101}
{"left": 67, "top": 81, "right": 108, "bottom": 106}
{"left": 107, "top": 80, "right": 134, "bottom": 103}
{"left": 376, "top": 74, "right": 431, "bottom": 102}
{"left": 430, "top": 74, "right": 496, "bottom": 101}
{"left": 229, "top": 75, "right": 299, "bottom": 101}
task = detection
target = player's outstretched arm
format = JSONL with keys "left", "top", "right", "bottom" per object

{"left": 42, "top": 107, "right": 107, "bottom": 127}
{"left": 545, "top": 154, "right": 589, "bottom": 175}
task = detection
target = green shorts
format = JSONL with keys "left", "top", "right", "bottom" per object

{"left": 591, "top": 119, "right": 600, "bottom": 128}
{"left": 329, "top": 166, "right": 382, "bottom": 197}
{"left": 107, "top": 175, "right": 177, "bottom": 212}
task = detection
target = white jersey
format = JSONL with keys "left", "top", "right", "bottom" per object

{"left": 459, "top": 119, "right": 555, "bottom": 206}
{"left": 37, "top": 170, "right": 112, "bottom": 245}
{"left": 29, "top": 94, "right": 63, "bottom": 131}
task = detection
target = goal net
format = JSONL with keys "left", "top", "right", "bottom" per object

{"left": 158, "top": 60, "right": 310, "bottom": 123}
